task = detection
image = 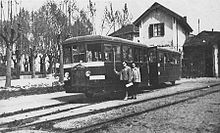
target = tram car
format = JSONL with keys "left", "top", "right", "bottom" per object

{"left": 148, "top": 46, "right": 181, "bottom": 86}
{"left": 62, "top": 35, "right": 181, "bottom": 97}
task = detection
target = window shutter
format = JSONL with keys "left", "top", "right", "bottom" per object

{"left": 149, "top": 24, "right": 153, "bottom": 38}
{"left": 161, "top": 23, "right": 165, "bottom": 36}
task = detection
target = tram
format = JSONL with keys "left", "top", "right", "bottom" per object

{"left": 62, "top": 35, "right": 181, "bottom": 97}
{"left": 148, "top": 46, "right": 181, "bottom": 86}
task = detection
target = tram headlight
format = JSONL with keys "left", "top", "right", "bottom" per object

{"left": 85, "top": 71, "right": 91, "bottom": 77}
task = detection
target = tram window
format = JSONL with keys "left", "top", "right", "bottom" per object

{"left": 112, "top": 45, "right": 121, "bottom": 61}
{"left": 170, "top": 54, "right": 176, "bottom": 64}
{"left": 173, "top": 54, "right": 179, "bottom": 64}
{"left": 63, "top": 46, "right": 71, "bottom": 64}
{"left": 122, "top": 46, "right": 133, "bottom": 62}
{"left": 86, "top": 51, "right": 92, "bottom": 62}
{"left": 122, "top": 46, "right": 127, "bottom": 60}
{"left": 104, "top": 44, "right": 112, "bottom": 61}
{"left": 87, "top": 44, "right": 102, "bottom": 62}
{"left": 149, "top": 51, "right": 157, "bottom": 63}
{"left": 167, "top": 53, "right": 176, "bottom": 64}
{"left": 134, "top": 48, "right": 140, "bottom": 62}
{"left": 158, "top": 52, "right": 164, "bottom": 63}
{"left": 164, "top": 53, "right": 169, "bottom": 63}
{"left": 104, "top": 44, "right": 121, "bottom": 62}
{"left": 72, "top": 44, "right": 86, "bottom": 63}
{"left": 144, "top": 50, "right": 148, "bottom": 62}
{"left": 140, "top": 49, "right": 144, "bottom": 62}
{"left": 177, "top": 55, "right": 180, "bottom": 64}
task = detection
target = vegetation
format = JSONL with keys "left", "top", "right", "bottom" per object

{"left": 101, "top": 2, "right": 133, "bottom": 35}
{"left": 0, "top": 0, "right": 132, "bottom": 87}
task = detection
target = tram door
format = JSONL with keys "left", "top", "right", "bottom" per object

{"left": 148, "top": 47, "right": 158, "bottom": 86}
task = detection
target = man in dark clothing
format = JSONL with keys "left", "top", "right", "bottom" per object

{"left": 114, "top": 61, "right": 132, "bottom": 100}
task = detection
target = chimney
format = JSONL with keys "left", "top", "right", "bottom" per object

{"left": 183, "top": 16, "right": 187, "bottom": 22}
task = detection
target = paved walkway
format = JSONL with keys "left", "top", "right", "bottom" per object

{"left": 0, "top": 75, "right": 58, "bottom": 89}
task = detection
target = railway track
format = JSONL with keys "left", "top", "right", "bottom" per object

{"left": 1, "top": 83, "right": 220, "bottom": 132}
{"left": 63, "top": 84, "right": 220, "bottom": 133}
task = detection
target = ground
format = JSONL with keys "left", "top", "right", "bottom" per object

{"left": 0, "top": 77, "right": 63, "bottom": 100}
{"left": 1, "top": 77, "right": 220, "bottom": 133}
{"left": 93, "top": 89, "right": 220, "bottom": 133}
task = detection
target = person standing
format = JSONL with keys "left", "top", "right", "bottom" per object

{"left": 131, "top": 62, "right": 141, "bottom": 99}
{"left": 114, "top": 61, "right": 132, "bottom": 100}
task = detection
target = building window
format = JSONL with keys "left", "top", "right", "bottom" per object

{"left": 149, "top": 23, "right": 164, "bottom": 38}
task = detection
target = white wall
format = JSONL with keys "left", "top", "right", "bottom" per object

{"left": 213, "top": 44, "right": 219, "bottom": 77}
{"left": 176, "top": 23, "right": 187, "bottom": 51}
{"left": 138, "top": 9, "right": 187, "bottom": 51}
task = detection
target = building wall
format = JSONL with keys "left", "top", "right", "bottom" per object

{"left": 176, "top": 23, "right": 187, "bottom": 51}
{"left": 183, "top": 45, "right": 216, "bottom": 78}
{"left": 213, "top": 44, "right": 219, "bottom": 77}
{"left": 138, "top": 9, "right": 187, "bottom": 51}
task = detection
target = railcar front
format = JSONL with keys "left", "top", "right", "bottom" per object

{"left": 62, "top": 35, "right": 124, "bottom": 97}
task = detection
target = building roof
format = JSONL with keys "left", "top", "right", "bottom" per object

{"left": 184, "top": 31, "right": 220, "bottom": 47}
{"left": 133, "top": 2, "right": 193, "bottom": 32}
{"left": 109, "top": 24, "right": 139, "bottom": 36}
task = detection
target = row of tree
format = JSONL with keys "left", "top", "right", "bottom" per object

{"left": 0, "top": 0, "right": 132, "bottom": 88}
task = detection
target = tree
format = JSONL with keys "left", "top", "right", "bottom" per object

{"left": 71, "top": 9, "right": 93, "bottom": 36}
{"left": 102, "top": 2, "right": 119, "bottom": 34}
{"left": 0, "top": 23, "right": 21, "bottom": 87}
{"left": 13, "top": 8, "right": 31, "bottom": 79}
{"left": 101, "top": 3, "right": 132, "bottom": 35}
{"left": 88, "top": 0, "right": 96, "bottom": 34}
{"left": 46, "top": 1, "right": 68, "bottom": 83}
{"left": 117, "top": 3, "right": 132, "bottom": 27}
{"left": 32, "top": 3, "right": 65, "bottom": 78}
{"left": 32, "top": 6, "right": 50, "bottom": 78}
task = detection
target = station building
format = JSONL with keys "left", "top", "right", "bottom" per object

{"left": 183, "top": 31, "right": 220, "bottom": 78}
{"left": 133, "top": 2, "right": 192, "bottom": 52}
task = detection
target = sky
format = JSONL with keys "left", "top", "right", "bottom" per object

{"left": 2, "top": 0, "right": 220, "bottom": 35}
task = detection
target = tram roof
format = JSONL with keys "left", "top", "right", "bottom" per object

{"left": 62, "top": 35, "right": 148, "bottom": 47}
{"left": 156, "top": 47, "right": 181, "bottom": 54}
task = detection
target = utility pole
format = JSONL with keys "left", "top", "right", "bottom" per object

{"left": 0, "top": 0, "right": 3, "bottom": 55}
{"left": 1, "top": 0, "right": 3, "bottom": 32}
{"left": 10, "top": 0, "right": 12, "bottom": 25}
{"left": 8, "top": 0, "right": 9, "bottom": 20}
{"left": 64, "top": 0, "right": 68, "bottom": 16}
{"left": 15, "top": 0, "right": 19, "bottom": 16}
{"left": 198, "top": 19, "right": 200, "bottom": 34}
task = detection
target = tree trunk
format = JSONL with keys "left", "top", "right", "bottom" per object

{"left": 5, "top": 47, "right": 12, "bottom": 87}
{"left": 59, "top": 43, "right": 64, "bottom": 83}
{"left": 31, "top": 49, "right": 35, "bottom": 78}
{"left": 42, "top": 55, "right": 46, "bottom": 78}
{"left": 16, "top": 60, "right": 21, "bottom": 79}
{"left": 48, "top": 61, "right": 53, "bottom": 74}
{"left": 14, "top": 57, "right": 21, "bottom": 79}
{"left": 54, "top": 59, "right": 57, "bottom": 75}
{"left": 48, "top": 55, "right": 53, "bottom": 74}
